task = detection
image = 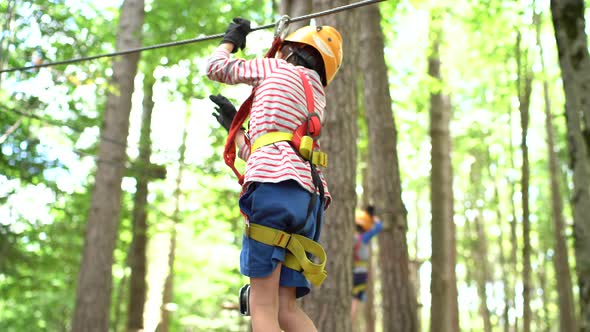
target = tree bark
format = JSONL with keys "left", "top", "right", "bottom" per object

{"left": 278, "top": 0, "right": 311, "bottom": 30}
{"left": 301, "top": 1, "right": 359, "bottom": 331}
{"left": 428, "top": 11, "right": 459, "bottom": 332}
{"left": 126, "top": 77, "right": 155, "bottom": 332}
{"left": 516, "top": 30, "right": 533, "bottom": 332}
{"left": 71, "top": 1, "right": 144, "bottom": 331}
{"left": 550, "top": 1, "right": 590, "bottom": 330}
{"left": 359, "top": 4, "right": 417, "bottom": 332}
{"left": 536, "top": 10, "right": 578, "bottom": 332}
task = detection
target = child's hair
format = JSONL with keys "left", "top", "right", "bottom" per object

{"left": 282, "top": 42, "right": 327, "bottom": 85}
{"left": 366, "top": 205, "right": 376, "bottom": 217}
{"left": 356, "top": 224, "right": 365, "bottom": 233}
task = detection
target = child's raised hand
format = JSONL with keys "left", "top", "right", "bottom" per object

{"left": 220, "top": 18, "right": 251, "bottom": 53}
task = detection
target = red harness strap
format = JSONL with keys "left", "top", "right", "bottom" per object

{"left": 291, "top": 68, "right": 321, "bottom": 153}
{"left": 223, "top": 36, "right": 283, "bottom": 185}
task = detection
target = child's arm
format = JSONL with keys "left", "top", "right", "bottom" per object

{"left": 361, "top": 220, "right": 383, "bottom": 244}
{"left": 236, "top": 129, "right": 251, "bottom": 161}
{"left": 206, "top": 45, "right": 278, "bottom": 86}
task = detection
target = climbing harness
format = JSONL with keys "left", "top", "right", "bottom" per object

{"left": 249, "top": 68, "right": 328, "bottom": 167}
{"left": 246, "top": 223, "right": 327, "bottom": 286}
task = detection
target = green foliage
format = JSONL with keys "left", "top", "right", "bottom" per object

{"left": 0, "top": 0, "right": 580, "bottom": 330}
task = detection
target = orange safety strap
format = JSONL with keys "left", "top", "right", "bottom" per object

{"left": 223, "top": 36, "right": 283, "bottom": 185}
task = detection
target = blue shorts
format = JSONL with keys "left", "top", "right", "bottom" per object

{"left": 239, "top": 180, "right": 323, "bottom": 298}
{"left": 352, "top": 272, "right": 368, "bottom": 301}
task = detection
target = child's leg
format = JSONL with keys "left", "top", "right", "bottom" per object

{"left": 350, "top": 297, "right": 360, "bottom": 325}
{"left": 278, "top": 286, "right": 317, "bottom": 332}
{"left": 249, "top": 263, "right": 282, "bottom": 332}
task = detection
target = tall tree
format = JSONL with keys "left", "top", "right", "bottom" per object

{"left": 302, "top": 0, "right": 359, "bottom": 331}
{"left": 359, "top": 4, "right": 417, "bottom": 332}
{"left": 468, "top": 160, "right": 492, "bottom": 332}
{"left": 536, "top": 9, "right": 577, "bottom": 332}
{"left": 515, "top": 30, "right": 533, "bottom": 332}
{"left": 127, "top": 75, "right": 163, "bottom": 332}
{"left": 72, "top": 0, "right": 144, "bottom": 330}
{"left": 507, "top": 104, "right": 520, "bottom": 332}
{"left": 550, "top": 1, "right": 590, "bottom": 329}
{"left": 428, "top": 10, "right": 459, "bottom": 332}
{"left": 278, "top": 0, "right": 311, "bottom": 30}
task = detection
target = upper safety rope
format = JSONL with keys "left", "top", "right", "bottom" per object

{"left": 0, "top": 0, "right": 385, "bottom": 74}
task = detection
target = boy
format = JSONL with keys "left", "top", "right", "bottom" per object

{"left": 206, "top": 18, "right": 342, "bottom": 332}
{"left": 351, "top": 205, "right": 383, "bottom": 325}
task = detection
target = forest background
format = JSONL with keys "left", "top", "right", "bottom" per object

{"left": 1, "top": 0, "right": 588, "bottom": 331}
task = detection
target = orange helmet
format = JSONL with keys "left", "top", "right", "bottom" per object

{"left": 284, "top": 25, "right": 343, "bottom": 86}
{"left": 355, "top": 210, "right": 374, "bottom": 232}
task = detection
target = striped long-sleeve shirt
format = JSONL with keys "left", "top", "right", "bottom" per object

{"left": 206, "top": 48, "right": 331, "bottom": 207}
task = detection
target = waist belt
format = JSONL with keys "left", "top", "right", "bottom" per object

{"left": 245, "top": 223, "right": 327, "bottom": 287}
{"left": 251, "top": 131, "right": 328, "bottom": 167}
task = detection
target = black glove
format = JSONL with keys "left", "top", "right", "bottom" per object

{"left": 221, "top": 18, "right": 251, "bottom": 53}
{"left": 210, "top": 94, "right": 237, "bottom": 131}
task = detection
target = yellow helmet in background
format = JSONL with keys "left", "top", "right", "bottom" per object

{"left": 355, "top": 210, "right": 374, "bottom": 232}
{"left": 284, "top": 25, "right": 343, "bottom": 86}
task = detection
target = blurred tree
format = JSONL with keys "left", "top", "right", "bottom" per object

{"left": 428, "top": 9, "right": 459, "bottom": 332}
{"left": 550, "top": 0, "right": 590, "bottom": 329}
{"left": 359, "top": 2, "right": 417, "bottom": 332}
{"left": 301, "top": 1, "right": 359, "bottom": 331}
{"left": 72, "top": 0, "right": 145, "bottom": 330}
{"left": 536, "top": 8, "right": 577, "bottom": 332}
{"left": 515, "top": 29, "right": 533, "bottom": 332}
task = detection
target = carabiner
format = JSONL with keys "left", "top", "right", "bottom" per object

{"left": 275, "top": 15, "right": 291, "bottom": 39}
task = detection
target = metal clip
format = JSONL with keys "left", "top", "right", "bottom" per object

{"left": 274, "top": 15, "right": 291, "bottom": 39}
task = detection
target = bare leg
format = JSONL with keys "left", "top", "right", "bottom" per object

{"left": 250, "top": 263, "right": 282, "bottom": 332}
{"left": 278, "top": 286, "right": 317, "bottom": 332}
{"left": 351, "top": 298, "right": 360, "bottom": 326}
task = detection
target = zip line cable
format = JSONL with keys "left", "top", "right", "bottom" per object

{"left": 0, "top": 0, "right": 385, "bottom": 74}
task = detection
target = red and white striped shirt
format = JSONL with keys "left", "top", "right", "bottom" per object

{"left": 206, "top": 48, "right": 331, "bottom": 206}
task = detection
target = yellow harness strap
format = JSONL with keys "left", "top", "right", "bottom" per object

{"left": 245, "top": 223, "right": 327, "bottom": 287}
{"left": 250, "top": 132, "right": 328, "bottom": 167}
{"left": 352, "top": 284, "right": 367, "bottom": 295}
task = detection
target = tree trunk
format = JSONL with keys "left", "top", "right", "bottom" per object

{"left": 474, "top": 213, "right": 492, "bottom": 332}
{"left": 516, "top": 30, "right": 534, "bottom": 332}
{"left": 72, "top": 1, "right": 144, "bottom": 331}
{"left": 536, "top": 10, "right": 578, "bottom": 332}
{"left": 301, "top": 1, "right": 358, "bottom": 331}
{"left": 359, "top": 4, "right": 417, "bottom": 332}
{"left": 468, "top": 160, "right": 492, "bottom": 332}
{"left": 428, "top": 11, "right": 459, "bottom": 332}
{"left": 551, "top": 1, "right": 590, "bottom": 330}
{"left": 507, "top": 105, "right": 519, "bottom": 332}
{"left": 126, "top": 77, "right": 155, "bottom": 332}
{"left": 278, "top": 0, "right": 311, "bottom": 30}
{"left": 488, "top": 151, "right": 510, "bottom": 332}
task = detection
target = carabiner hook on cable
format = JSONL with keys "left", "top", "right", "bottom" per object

{"left": 274, "top": 15, "right": 291, "bottom": 39}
